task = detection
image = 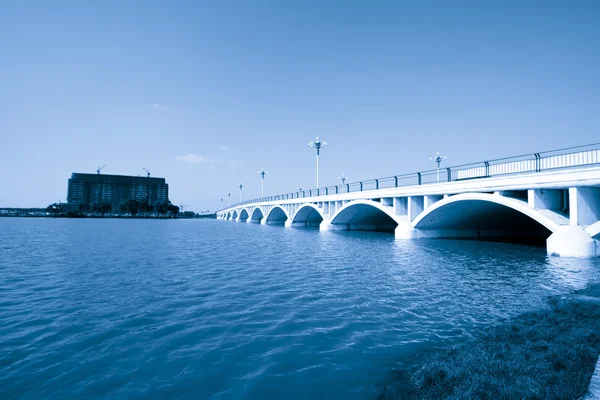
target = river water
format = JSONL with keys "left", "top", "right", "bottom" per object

{"left": 1, "top": 218, "right": 599, "bottom": 399}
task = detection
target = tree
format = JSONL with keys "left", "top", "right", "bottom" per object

{"left": 97, "top": 202, "right": 112, "bottom": 216}
{"left": 167, "top": 203, "right": 180, "bottom": 216}
{"left": 120, "top": 199, "right": 140, "bottom": 216}
{"left": 140, "top": 201, "right": 153, "bottom": 214}
{"left": 45, "top": 203, "right": 62, "bottom": 216}
{"left": 152, "top": 200, "right": 178, "bottom": 217}
{"left": 153, "top": 200, "right": 169, "bottom": 216}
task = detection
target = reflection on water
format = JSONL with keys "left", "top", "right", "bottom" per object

{"left": 0, "top": 218, "right": 598, "bottom": 399}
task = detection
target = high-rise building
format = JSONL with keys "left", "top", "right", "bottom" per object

{"left": 67, "top": 173, "right": 169, "bottom": 211}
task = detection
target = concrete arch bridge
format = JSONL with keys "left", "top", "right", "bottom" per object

{"left": 218, "top": 146, "right": 600, "bottom": 258}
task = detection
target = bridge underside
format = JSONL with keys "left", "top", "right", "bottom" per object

{"left": 266, "top": 207, "right": 288, "bottom": 225}
{"left": 329, "top": 204, "right": 397, "bottom": 233}
{"left": 250, "top": 208, "right": 264, "bottom": 223}
{"left": 414, "top": 200, "right": 552, "bottom": 245}
{"left": 291, "top": 206, "right": 323, "bottom": 227}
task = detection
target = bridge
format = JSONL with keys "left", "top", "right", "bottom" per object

{"left": 216, "top": 144, "right": 600, "bottom": 258}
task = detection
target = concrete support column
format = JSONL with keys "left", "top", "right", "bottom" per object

{"left": 260, "top": 218, "right": 267, "bottom": 225}
{"left": 381, "top": 198, "right": 393, "bottom": 207}
{"left": 394, "top": 197, "right": 408, "bottom": 216}
{"left": 284, "top": 220, "right": 293, "bottom": 227}
{"left": 528, "top": 189, "right": 563, "bottom": 210}
{"left": 424, "top": 195, "right": 443, "bottom": 210}
{"left": 408, "top": 196, "right": 424, "bottom": 222}
{"left": 569, "top": 187, "right": 600, "bottom": 226}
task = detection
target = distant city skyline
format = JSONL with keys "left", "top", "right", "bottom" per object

{"left": 1, "top": 1, "right": 599, "bottom": 211}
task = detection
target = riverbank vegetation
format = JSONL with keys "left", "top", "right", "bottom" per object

{"left": 397, "top": 284, "right": 600, "bottom": 399}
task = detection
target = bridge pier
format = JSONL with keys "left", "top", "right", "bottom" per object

{"left": 394, "top": 222, "right": 418, "bottom": 239}
{"left": 547, "top": 225, "right": 597, "bottom": 258}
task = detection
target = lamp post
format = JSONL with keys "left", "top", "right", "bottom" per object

{"left": 239, "top": 183, "right": 244, "bottom": 202}
{"left": 257, "top": 168, "right": 267, "bottom": 197}
{"left": 228, "top": 192, "right": 231, "bottom": 206}
{"left": 430, "top": 152, "right": 447, "bottom": 183}
{"left": 220, "top": 198, "right": 223, "bottom": 209}
{"left": 308, "top": 136, "right": 327, "bottom": 188}
{"left": 339, "top": 174, "right": 347, "bottom": 185}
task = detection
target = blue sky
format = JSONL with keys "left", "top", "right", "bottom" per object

{"left": 1, "top": 1, "right": 599, "bottom": 211}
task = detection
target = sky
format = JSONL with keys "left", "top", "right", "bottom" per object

{"left": 1, "top": 1, "right": 599, "bottom": 212}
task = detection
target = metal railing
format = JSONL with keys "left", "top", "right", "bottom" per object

{"left": 218, "top": 142, "right": 600, "bottom": 212}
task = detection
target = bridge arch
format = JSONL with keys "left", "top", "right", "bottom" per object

{"left": 239, "top": 208, "right": 249, "bottom": 222}
{"left": 291, "top": 204, "right": 325, "bottom": 227}
{"left": 329, "top": 199, "right": 400, "bottom": 232}
{"left": 586, "top": 221, "right": 600, "bottom": 239}
{"left": 226, "top": 212, "right": 232, "bottom": 220}
{"left": 231, "top": 210, "right": 239, "bottom": 220}
{"left": 250, "top": 207, "right": 265, "bottom": 223}
{"left": 411, "top": 193, "right": 561, "bottom": 243}
{"left": 265, "top": 205, "right": 289, "bottom": 225}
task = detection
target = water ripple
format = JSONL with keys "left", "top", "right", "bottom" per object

{"left": 1, "top": 218, "right": 599, "bottom": 399}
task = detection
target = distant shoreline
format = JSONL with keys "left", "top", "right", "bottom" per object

{"left": 0, "top": 213, "right": 217, "bottom": 219}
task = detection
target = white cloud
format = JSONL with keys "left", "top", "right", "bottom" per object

{"left": 176, "top": 154, "right": 207, "bottom": 164}
{"left": 218, "top": 145, "right": 231, "bottom": 151}
{"left": 175, "top": 153, "right": 242, "bottom": 169}
{"left": 150, "top": 103, "right": 177, "bottom": 111}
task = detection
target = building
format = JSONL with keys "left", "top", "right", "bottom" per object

{"left": 67, "top": 173, "right": 169, "bottom": 211}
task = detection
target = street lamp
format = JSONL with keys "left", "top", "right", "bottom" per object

{"left": 257, "top": 168, "right": 268, "bottom": 197}
{"left": 308, "top": 136, "right": 327, "bottom": 188}
{"left": 338, "top": 174, "right": 347, "bottom": 185}
{"left": 239, "top": 183, "right": 244, "bottom": 202}
{"left": 228, "top": 192, "right": 231, "bottom": 206}
{"left": 220, "top": 198, "right": 223, "bottom": 209}
{"left": 430, "top": 152, "right": 447, "bottom": 183}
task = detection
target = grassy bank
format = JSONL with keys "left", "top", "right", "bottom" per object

{"left": 393, "top": 284, "right": 600, "bottom": 399}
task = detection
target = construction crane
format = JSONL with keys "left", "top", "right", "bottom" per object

{"left": 97, "top": 164, "right": 107, "bottom": 174}
{"left": 142, "top": 167, "right": 151, "bottom": 177}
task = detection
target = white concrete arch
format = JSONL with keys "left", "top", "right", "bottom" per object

{"left": 226, "top": 212, "right": 232, "bottom": 220}
{"left": 250, "top": 206, "right": 265, "bottom": 223}
{"left": 327, "top": 199, "right": 401, "bottom": 232}
{"left": 411, "top": 193, "right": 562, "bottom": 233}
{"left": 239, "top": 208, "right": 250, "bottom": 222}
{"left": 265, "top": 205, "right": 290, "bottom": 225}
{"left": 290, "top": 203, "right": 326, "bottom": 227}
{"left": 586, "top": 221, "right": 600, "bottom": 239}
{"left": 231, "top": 210, "right": 239, "bottom": 220}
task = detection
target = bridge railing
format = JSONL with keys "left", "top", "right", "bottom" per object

{"left": 218, "top": 142, "right": 600, "bottom": 212}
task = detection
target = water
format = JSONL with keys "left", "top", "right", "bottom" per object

{"left": 1, "top": 218, "right": 599, "bottom": 399}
